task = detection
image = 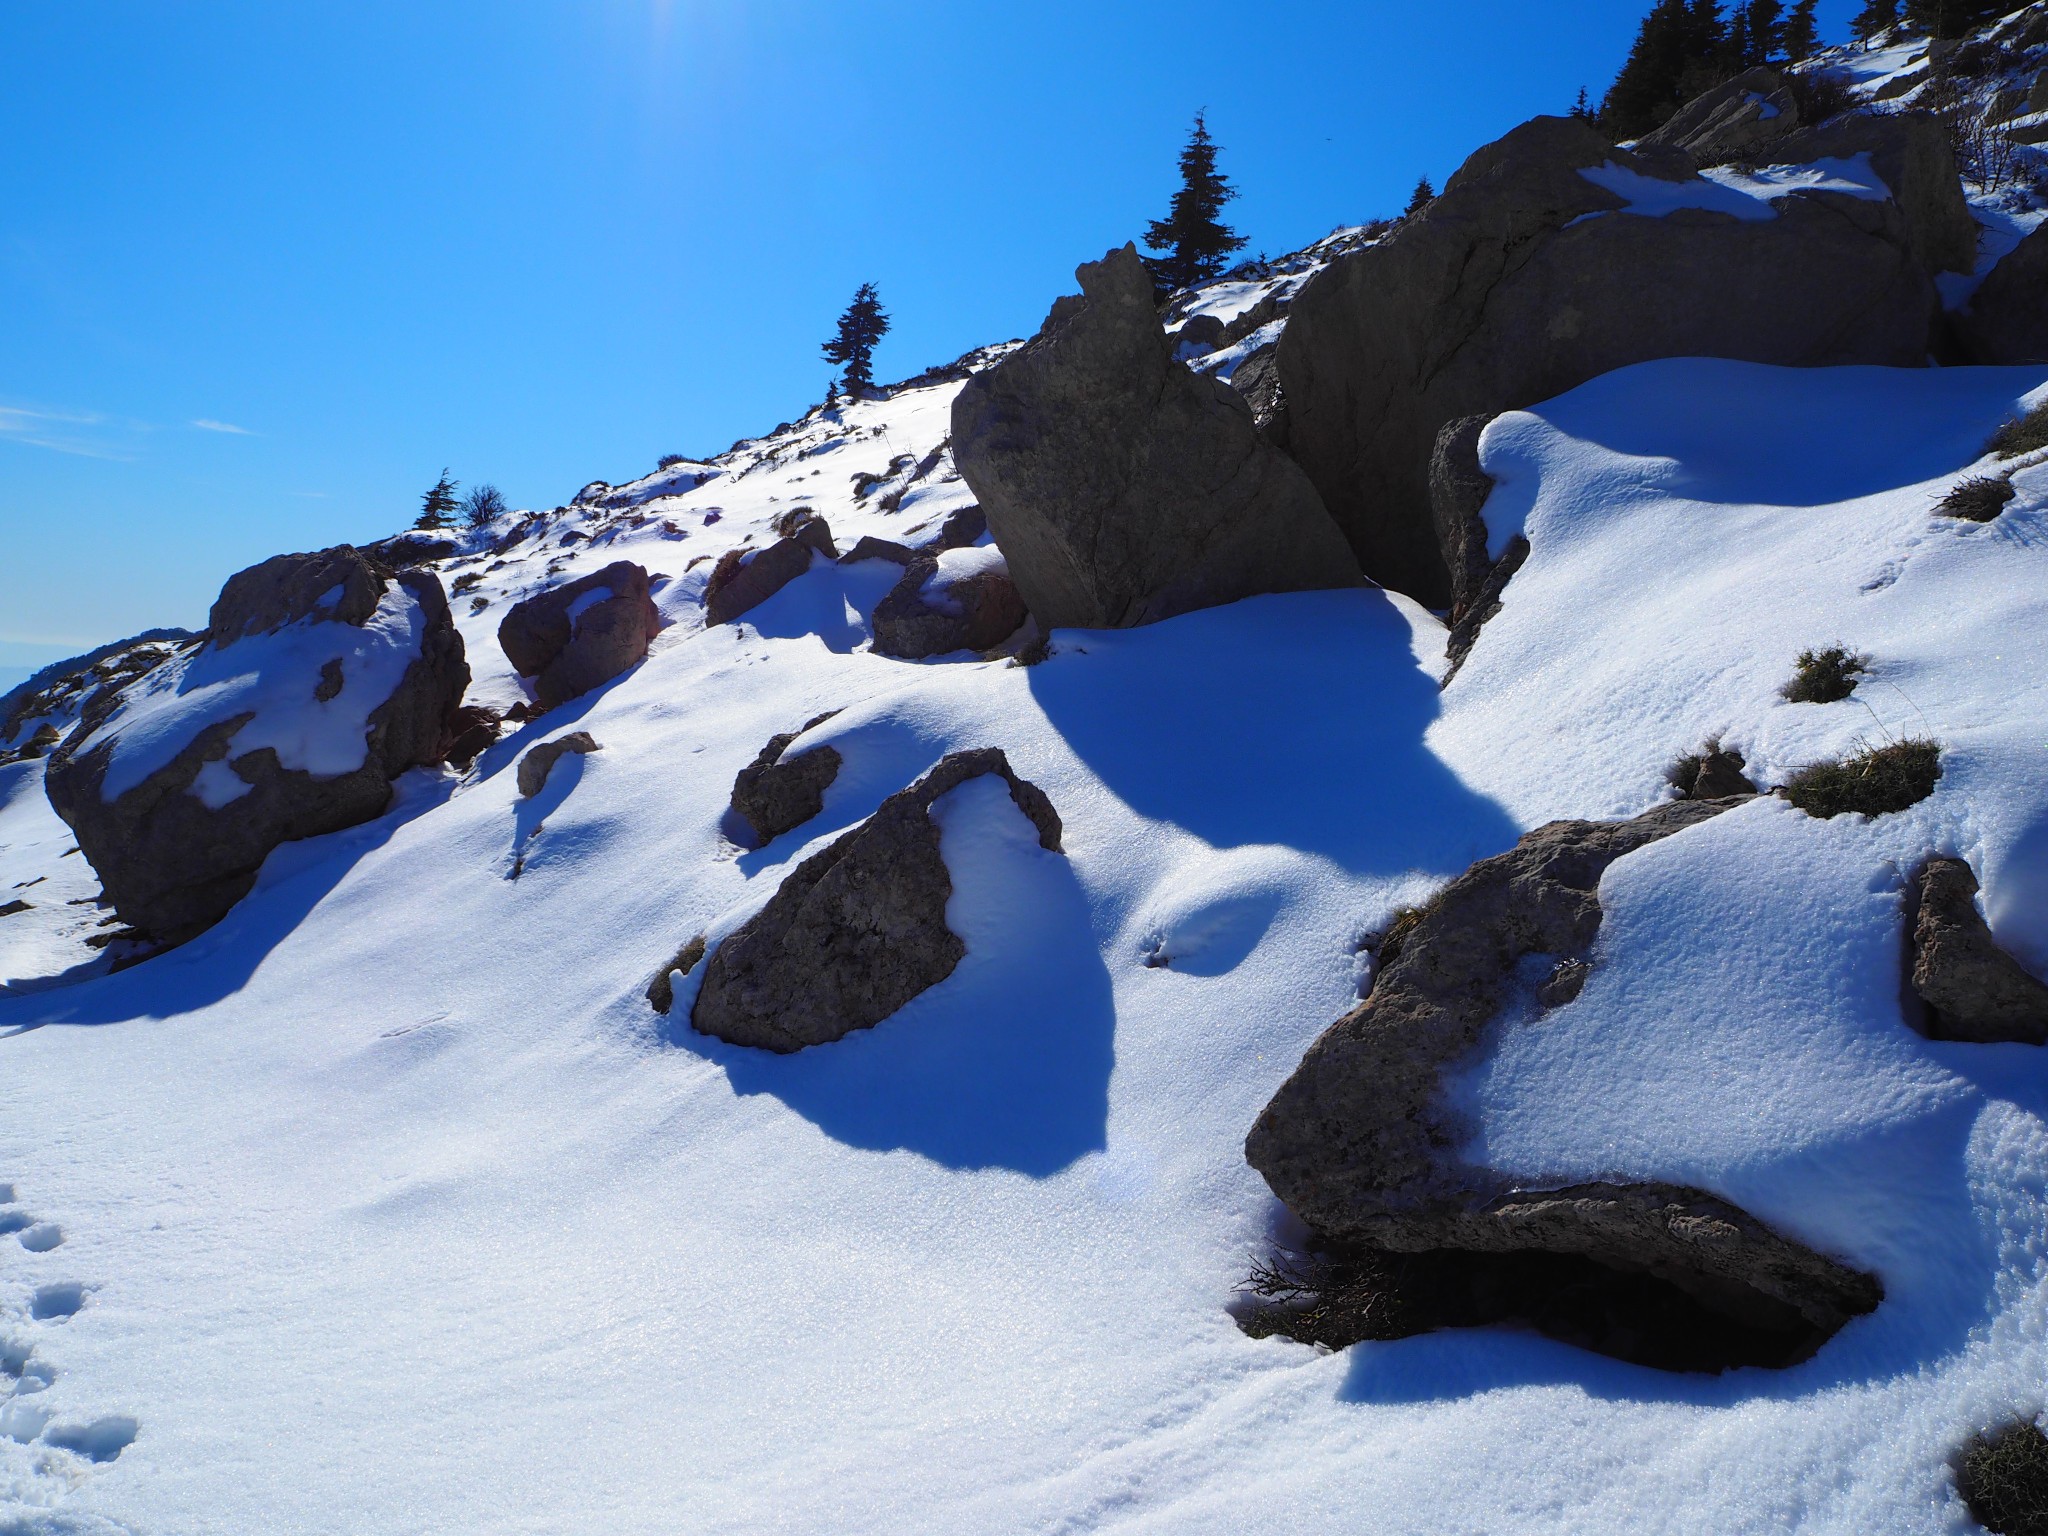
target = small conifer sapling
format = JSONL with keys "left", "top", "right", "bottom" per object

{"left": 415, "top": 469, "right": 460, "bottom": 532}
{"left": 1141, "top": 110, "right": 1248, "bottom": 296}
{"left": 821, "top": 283, "right": 891, "bottom": 399}
{"left": 1405, "top": 177, "right": 1435, "bottom": 216}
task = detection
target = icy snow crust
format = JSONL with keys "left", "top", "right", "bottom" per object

{"left": 3, "top": 354, "right": 2048, "bottom": 1531}
{"left": 87, "top": 586, "right": 427, "bottom": 803}
{"left": 1577, "top": 154, "right": 1891, "bottom": 223}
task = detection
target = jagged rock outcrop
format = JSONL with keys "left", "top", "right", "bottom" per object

{"left": 497, "top": 561, "right": 660, "bottom": 710}
{"left": 1278, "top": 114, "right": 1947, "bottom": 606}
{"left": 1908, "top": 857, "right": 2048, "bottom": 1044}
{"left": 692, "top": 749, "right": 1061, "bottom": 1052}
{"left": 1429, "top": 415, "right": 1525, "bottom": 678}
{"left": 443, "top": 704, "right": 501, "bottom": 771}
{"left": 45, "top": 546, "right": 469, "bottom": 945}
{"left": 515, "top": 731, "right": 600, "bottom": 798}
{"left": 729, "top": 714, "right": 842, "bottom": 847}
{"left": 951, "top": 244, "right": 1360, "bottom": 631}
{"left": 703, "top": 512, "right": 836, "bottom": 626}
{"left": 1958, "top": 223, "right": 2048, "bottom": 366}
{"left": 1246, "top": 800, "right": 1882, "bottom": 1362}
{"left": 871, "top": 552, "right": 1028, "bottom": 660}
{"left": 1642, "top": 66, "right": 1798, "bottom": 163}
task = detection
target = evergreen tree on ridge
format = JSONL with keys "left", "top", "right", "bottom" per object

{"left": 1141, "top": 111, "right": 1248, "bottom": 297}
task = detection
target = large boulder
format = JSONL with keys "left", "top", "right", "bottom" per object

{"left": 45, "top": 546, "right": 469, "bottom": 944}
{"left": 1641, "top": 66, "right": 1798, "bottom": 164}
{"left": 1957, "top": 222, "right": 2048, "bottom": 365}
{"left": 703, "top": 512, "right": 836, "bottom": 626}
{"left": 497, "top": 561, "right": 660, "bottom": 711}
{"left": 1908, "top": 857, "right": 2048, "bottom": 1044}
{"left": 951, "top": 244, "right": 1360, "bottom": 631}
{"left": 728, "top": 714, "right": 843, "bottom": 848}
{"left": 1278, "top": 115, "right": 1945, "bottom": 606}
{"left": 691, "top": 749, "right": 1061, "bottom": 1052}
{"left": 870, "top": 548, "right": 1028, "bottom": 659}
{"left": 1245, "top": 800, "right": 1882, "bottom": 1362}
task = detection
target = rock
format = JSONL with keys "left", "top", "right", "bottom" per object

{"left": 952, "top": 244, "right": 1361, "bottom": 631}
{"left": 1908, "top": 857, "right": 2048, "bottom": 1044}
{"left": 1229, "top": 343, "right": 1287, "bottom": 445}
{"left": 1278, "top": 115, "right": 1943, "bottom": 606}
{"left": 691, "top": 749, "right": 1061, "bottom": 1052}
{"left": 1769, "top": 111, "right": 1977, "bottom": 278}
{"left": 443, "top": 705, "right": 502, "bottom": 771}
{"left": 1958, "top": 222, "right": 2048, "bottom": 365}
{"left": 515, "top": 731, "right": 600, "bottom": 798}
{"left": 1642, "top": 66, "right": 1798, "bottom": 164}
{"left": 1673, "top": 743, "right": 1758, "bottom": 799}
{"left": 497, "top": 562, "right": 661, "bottom": 711}
{"left": 1430, "top": 415, "right": 1525, "bottom": 678}
{"left": 9, "top": 724, "right": 61, "bottom": 763}
{"left": 360, "top": 533, "right": 459, "bottom": 569}
{"left": 45, "top": 547, "right": 469, "bottom": 945}
{"left": 838, "top": 536, "right": 917, "bottom": 567}
{"left": 729, "top": 715, "right": 843, "bottom": 847}
{"left": 646, "top": 934, "right": 706, "bottom": 1015}
{"left": 1536, "top": 957, "right": 1590, "bottom": 1008}
{"left": 1169, "top": 312, "right": 1228, "bottom": 356}
{"left": 921, "top": 504, "right": 988, "bottom": 554}
{"left": 871, "top": 551, "right": 1029, "bottom": 660}
{"left": 1245, "top": 799, "right": 1880, "bottom": 1360}
{"left": 703, "top": 513, "right": 836, "bottom": 626}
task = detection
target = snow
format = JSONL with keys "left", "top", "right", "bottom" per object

{"left": 917, "top": 545, "right": 1009, "bottom": 614}
{"left": 1576, "top": 154, "right": 1891, "bottom": 226}
{"left": 87, "top": 586, "right": 427, "bottom": 803}
{"left": 6, "top": 246, "right": 2048, "bottom": 1528}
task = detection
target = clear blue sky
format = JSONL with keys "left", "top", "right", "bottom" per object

{"left": 0, "top": 0, "right": 1859, "bottom": 685}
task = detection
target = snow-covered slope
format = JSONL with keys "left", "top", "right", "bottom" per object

{"left": 2, "top": 353, "right": 2046, "bottom": 1532}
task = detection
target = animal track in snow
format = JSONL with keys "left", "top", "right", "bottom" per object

{"left": 28, "top": 1283, "right": 84, "bottom": 1322}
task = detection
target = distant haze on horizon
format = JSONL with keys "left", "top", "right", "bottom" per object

{"left": 0, "top": 0, "right": 1860, "bottom": 667}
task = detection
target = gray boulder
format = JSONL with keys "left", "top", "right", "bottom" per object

{"left": 951, "top": 244, "right": 1360, "bottom": 631}
{"left": 45, "top": 546, "right": 469, "bottom": 945}
{"left": 838, "top": 536, "right": 917, "bottom": 567}
{"left": 692, "top": 749, "right": 1061, "bottom": 1052}
{"left": 1958, "top": 222, "right": 2048, "bottom": 366}
{"left": 1767, "top": 111, "right": 1977, "bottom": 279}
{"left": 729, "top": 714, "right": 842, "bottom": 847}
{"left": 1642, "top": 66, "right": 1798, "bottom": 164}
{"left": 703, "top": 512, "right": 836, "bottom": 626}
{"left": 516, "top": 731, "right": 600, "bottom": 798}
{"left": 1245, "top": 800, "right": 1881, "bottom": 1354}
{"left": 497, "top": 561, "right": 660, "bottom": 710}
{"left": 1278, "top": 115, "right": 1944, "bottom": 606}
{"left": 1430, "top": 415, "right": 1525, "bottom": 678}
{"left": 871, "top": 554, "right": 1028, "bottom": 660}
{"left": 1909, "top": 856, "right": 2048, "bottom": 1044}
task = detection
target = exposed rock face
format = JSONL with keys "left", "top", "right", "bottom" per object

{"left": 729, "top": 714, "right": 843, "bottom": 847}
{"left": 360, "top": 533, "right": 459, "bottom": 569}
{"left": 1958, "top": 222, "right": 2048, "bottom": 366}
{"left": 1429, "top": 416, "right": 1525, "bottom": 678}
{"left": 1279, "top": 115, "right": 1945, "bottom": 606}
{"left": 1908, "top": 857, "right": 2048, "bottom": 1044}
{"left": 838, "top": 536, "right": 917, "bottom": 567}
{"left": 45, "top": 546, "right": 469, "bottom": 945}
{"left": 703, "top": 513, "right": 836, "bottom": 626}
{"left": 1642, "top": 66, "right": 1798, "bottom": 163}
{"left": 871, "top": 553, "right": 1029, "bottom": 660}
{"left": 1768, "top": 112, "right": 1977, "bottom": 279}
{"left": 1246, "top": 800, "right": 1882, "bottom": 1360}
{"left": 515, "top": 731, "right": 600, "bottom": 798}
{"left": 1230, "top": 344, "right": 1288, "bottom": 447}
{"left": 951, "top": 244, "right": 1360, "bottom": 631}
{"left": 443, "top": 705, "right": 501, "bottom": 772}
{"left": 692, "top": 749, "right": 1062, "bottom": 1052}
{"left": 497, "top": 562, "right": 661, "bottom": 710}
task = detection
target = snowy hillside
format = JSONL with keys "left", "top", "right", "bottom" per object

{"left": 7, "top": 9, "right": 2048, "bottom": 1534}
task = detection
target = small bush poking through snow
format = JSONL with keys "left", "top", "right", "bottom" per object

{"left": 1236, "top": 1248, "right": 1414, "bottom": 1348}
{"left": 1989, "top": 402, "right": 2048, "bottom": 460}
{"left": 1956, "top": 1420, "right": 2048, "bottom": 1536}
{"left": 1667, "top": 739, "right": 1756, "bottom": 798}
{"left": 1940, "top": 475, "right": 2017, "bottom": 523}
{"left": 1782, "top": 740, "right": 1941, "bottom": 819}
{"left": 1783, "top": 646, "right": 1868, "bottom": 704}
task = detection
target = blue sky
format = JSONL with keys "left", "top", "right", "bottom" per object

{"left": 0, "top": 0, "right": 1859, "bottom": 688}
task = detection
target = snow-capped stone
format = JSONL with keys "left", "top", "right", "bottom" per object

{"left": 1279, "top": 113, "right": 1944, "bottom": 606}
{"left": 870, "top": 549, "right": 1027, "bottom": 660}
{"left": 951, "top": 243, "right": 1361, "bottom": 631}
{"left": 728, "top": 716, "right": 842, "bottom": 848}
{"left": 691, "top": 748, "right": 1061, "bottom": 1052}
{"left": 702, "top": 512, "right": 836, "bottom": 626}
{"left": 1909, "top": 856, "right": 2048, "bottom": 1044}
{"left": 497, "top": 560, "right": 661, "bottom": 710}
{"left": 43, "top": 546, "right": 468, "bottom": 944}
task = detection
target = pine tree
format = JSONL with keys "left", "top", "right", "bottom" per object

{"left": 1743, "top": 0, "right": 1785, "bottom": 64}
{"left": 1601, "top": 0, "right": 1732, "bottom": 138}
{"left": 1781, "top": 0, "right": 1820, "bottom": 60}
{"left": 1405, "top": 177, "right": 1435, "bottom": 216}
{"left": 1141, "top": 111, "right": 1248, "bottom": 295}
{"left": 1903, "top": 0, "right": 1999, "bottom": 35}
{"left": 1571, "top": 86, "right": 1598, "bottom": 121}
{"left": 415, "top": 469, "right": 459, "bottom": 532}
{"left": 1851, "top": 0, "right": 1899, "bottom": 43}
{"left": 821, "top": 283, "right": 891, "bottom": 397}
